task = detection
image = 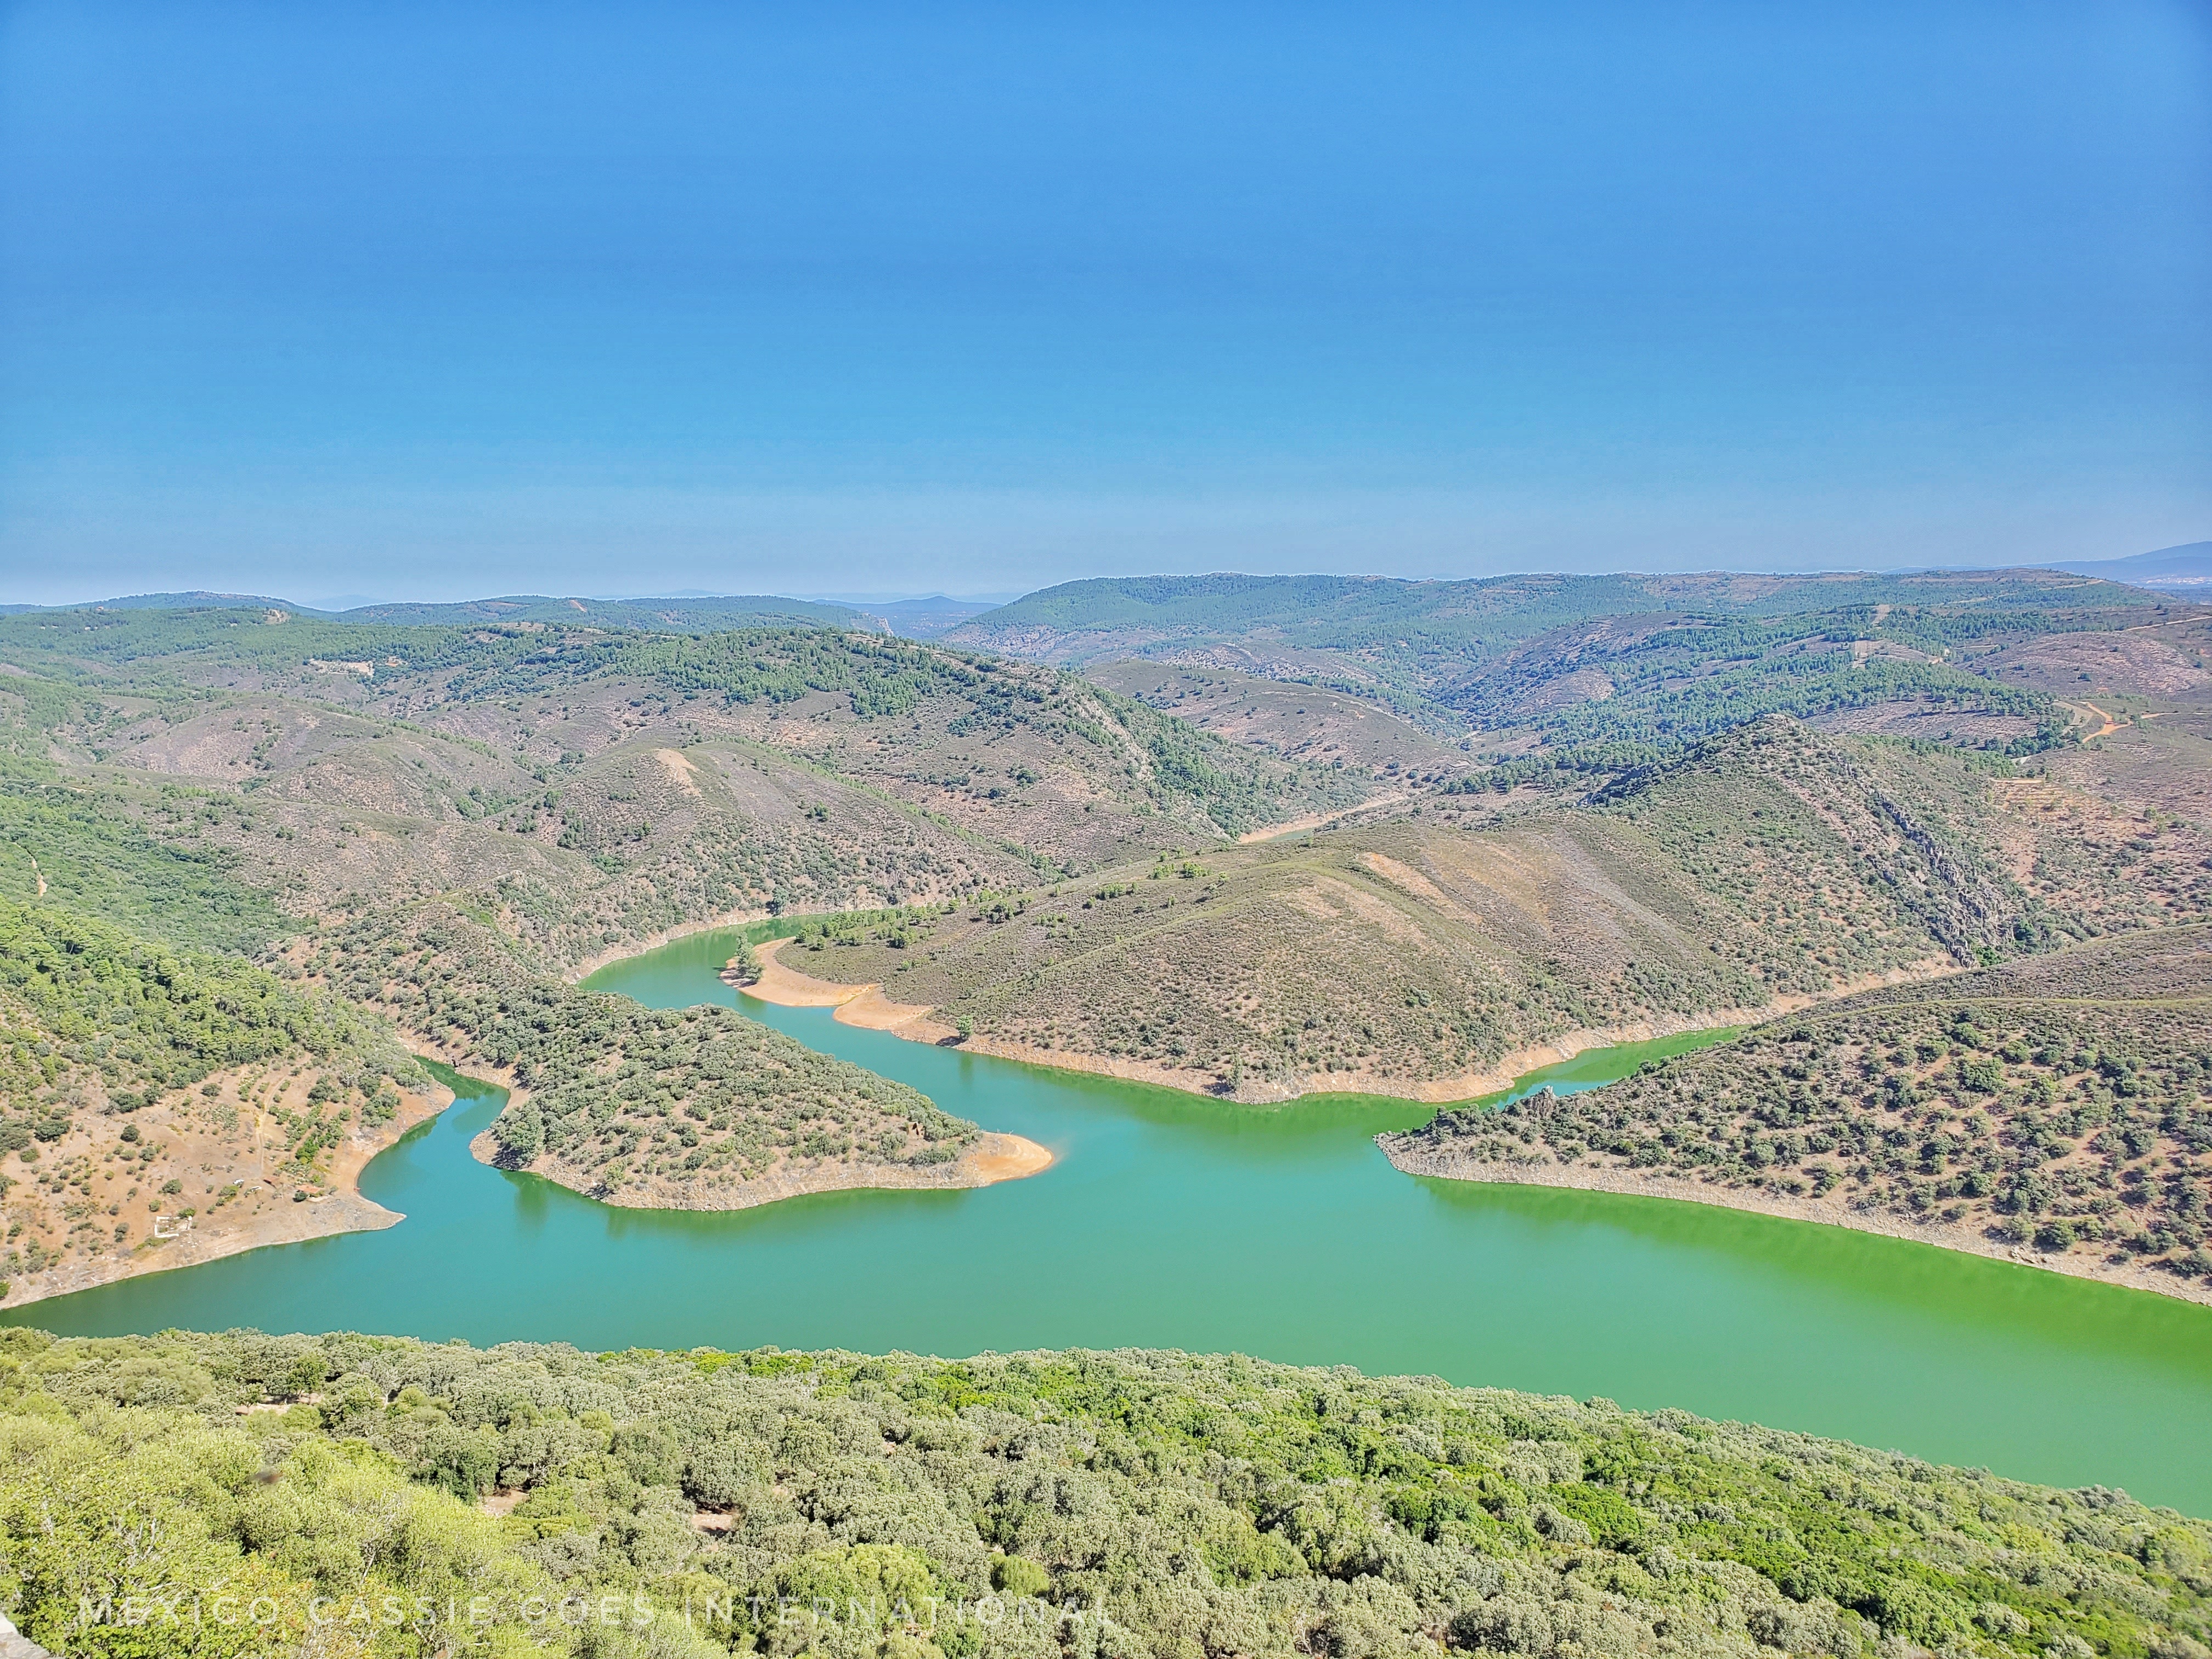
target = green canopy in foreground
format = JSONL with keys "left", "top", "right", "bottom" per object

{"left": 0, "top": 1329, "right": 2205, "bottom": 1658}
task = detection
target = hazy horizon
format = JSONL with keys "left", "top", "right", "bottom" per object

{"left": 4, "top": 3, "right": 2208, "bottom": 603}
{"left": 9, "top": 538, "right": 2210, "bottom": 616}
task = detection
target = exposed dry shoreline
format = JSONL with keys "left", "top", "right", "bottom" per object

{"left": 469, "top": 1126, "right": 1052, "bottom": 1211}
{"left": 737, "top": 939, "right": 1963, "bottom": 1107}
{"left": 435, "top": 966, "right": 1053, "bottom": 1210}
{"left": 726, "top": 936, "right": 2212, "bottom": 1306}
{"left": 1, "top": 1076, "right": 454, "bottom": 1311}
{"left": 1380, "top": 1147, "right": 2212, "bottom": 1308}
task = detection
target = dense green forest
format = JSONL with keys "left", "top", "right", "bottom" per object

{"left": 1, "top": 1329, "right": 2204, "bottom": 1659}
{"left": 318, "top": 904, "right": 977, "bottom": 1198}
{"left": 0, "top": 675, "right": 287, "bottom": 953}
{"left": 0, "top": 898, "right": 419, "bottom": 1141}
{"left": 949, "top": 570, "right": 2157, "bottom": 653}
{"left": 1383, "top": 931, "right": 2212, "bottom": 1286}
{"left": 1452, "top": 620, "right": 2067, "bottom": 756}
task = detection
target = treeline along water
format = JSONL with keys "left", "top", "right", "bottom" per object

{"left": 12, "top": 924, "right": 2212, "bottom": 1511}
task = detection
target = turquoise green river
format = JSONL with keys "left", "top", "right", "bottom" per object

{"left": 11, "top": 925, "right": 2212, "bottom": 1512}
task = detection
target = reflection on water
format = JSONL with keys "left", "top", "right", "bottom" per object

{"left": 7, "top": 926, "right": 2210, "bottom": 1514}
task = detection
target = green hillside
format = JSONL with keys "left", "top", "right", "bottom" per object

{"left": 947, "top": 569, "right": 2171, "bottom": 755}
{"left": 1383, "top": 929, "right": 2212, "bottom": 1290}
{"left": 319, "top": 904, "right": 978, "bottom": 1203}
{"left": 0, "top": 898, "right": 428, "bottom": 1292}
{"left": 0, "top": 611, "right": 1361, "bottom": 958}
{"left": 0, "top": 1329, "right": 2203, "bottom": 1659}
{"left": 791, "top": 721, "right": 2104, "bottom": 1098}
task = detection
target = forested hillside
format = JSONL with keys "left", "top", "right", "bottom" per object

{"left": 316, "top": 902, "right": 985, "bottom": 1207}
{"left": 0, "top": 899, "right": 433, "bottom": 1300}
{"left": 770, "top": 721, "right": 2154, "bottom": 1100}
{"left": 946, "top": 569, "right": 2175, "bottom": 757}
{"left": 1, "top": 1329, "right": 2205, "bottom": 1659}
{"left": 1, "top": 598, "right": 2205, "bottom": 1230}
{"left": 0, "top": 610, "right": 1359, "bottom": 969}
{"left": 1382, "top": 929, "right": 2212, "bottom": 1299}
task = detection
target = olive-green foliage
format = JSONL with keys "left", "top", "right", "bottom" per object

{"left": 0, "top": 676, "right": 285, "bottom": 953}
{"left": 0, "top": 1330, "right": 714, "bottom": 1659}
{"left": 1587, "top": 721, "right": 2047, "bottom": 966}
{"left": 0, "top": 897, "right": 419, "bottom": 1143}
{"left": 2, "top": 1328, "right": 2206, "bottom": 1659}
{"left": 321, "top": 905, "right": 975, "bottom": 1193}
{"left": 0, "top": 610, "right": 1352, "bottom": 840}
{"left": 1389, "top": 930, "right": 2212, "bottom": 1283}
{"left": 949, "top": 569, "right": 2151, "bottom": 742}
{"left": 448, "top": 629, "right": 1352, "bottom": 837}
{"left": 808, "top": 723, "right": 2079, "bottom": 1094}
{"left": 1452, "top": 613, "right": 2068, "bottom": 757}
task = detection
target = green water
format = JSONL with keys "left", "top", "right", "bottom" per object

{"left": 12, "top": 924, "right": 2212, "bottom": 1512}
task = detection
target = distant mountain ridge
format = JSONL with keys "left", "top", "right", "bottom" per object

{"left": 941, "top": 566, "right": 2169, "bottom": 750}
{"left": 2040, "top": 540, "right": 2212, "bottom": 589}
{"left": 0, "top": 590, "right": 866, "bottom": 631}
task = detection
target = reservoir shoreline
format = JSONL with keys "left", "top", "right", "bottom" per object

{"left": 0, "top": 1075, "right": 455, "bottom": 1312}
{"left": 1381, "top": 1147, "right": 2212, "bottom": 1308}
{"left": 5, "top": 934, "right": 2210, "bottom": 1513}
{"left": 734, "top": 930, "right": 2198, "bottom": 1305}
{"left": 730, "top": 934, "right": 1961, "bottom": 1107}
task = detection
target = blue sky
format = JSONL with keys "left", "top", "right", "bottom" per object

{"left": 2, "top": 1, "right": 2207, "bottom": 603}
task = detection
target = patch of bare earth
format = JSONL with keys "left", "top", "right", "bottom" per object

{"left": 1, "top": 1066, "right": 452, "bottom": 1311}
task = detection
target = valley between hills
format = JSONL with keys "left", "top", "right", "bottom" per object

{"left": 3, "top": 572, "right": 2212, "bottom": 1659}
{"left": 1, "top": 570, "right": 2209, "bottom": 1311}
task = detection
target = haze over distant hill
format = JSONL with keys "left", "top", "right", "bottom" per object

{"left": 2041, "top": 541, "right": 2212, "bottom": 591}
{"left": 0, "top": 590, "right": 866, "bottom": 631}
{"left": 944, "top": 566, "right": 2177, "bottom": 755}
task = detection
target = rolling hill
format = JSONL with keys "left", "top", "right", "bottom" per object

{"left": 1383, "top": 927, "right": 2212, "bottom": 1302}
{"left": 947, "top": 568, "right": 2185, "bottom": 762}
{"left": 740, "top": 718, "right": 2198, "bottom": 1101}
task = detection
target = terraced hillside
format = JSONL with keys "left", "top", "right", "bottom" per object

{"left": 742, "top": 721, "right": 2148, "bottom": 1101}
{"left": 1381, "top": 929, "right": 2212, "bottom": 1302}
{"left": 2, "top": 1329, "right": 2205, "bottom": 1659}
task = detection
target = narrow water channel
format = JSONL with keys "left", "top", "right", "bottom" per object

{"left": 13, "top": 924, "right": 2212, "bottom": 1513}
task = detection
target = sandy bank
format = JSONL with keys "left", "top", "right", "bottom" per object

{"left": 471, "top": 1126, "right": 1052, "bottom": 1212}
{"left": 1356, "top": 956, "right": 1964, "bottom": 1105}
{"left": 1380, "top": 1147, "right": 2212, "bottom": 1308}
{"left": 735, "top": 941, "right": 1961, "bottom": 1108}
{"left": 735, "top": 938, "right": 952, "bottom": 1038}
{"left": 1, "top": 1073, "right": 453, "bottom": 1312}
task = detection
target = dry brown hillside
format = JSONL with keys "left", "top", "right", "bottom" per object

{"left": 761, "top": 720, "right": 2157, "bottom": 1101}
{"left": 10, "top": 619, "right": 1361, "bottom": 972}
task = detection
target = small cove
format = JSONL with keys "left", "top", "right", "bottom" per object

{"left": 11, "top": 923, "right": 2212, "bottom": 1513}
